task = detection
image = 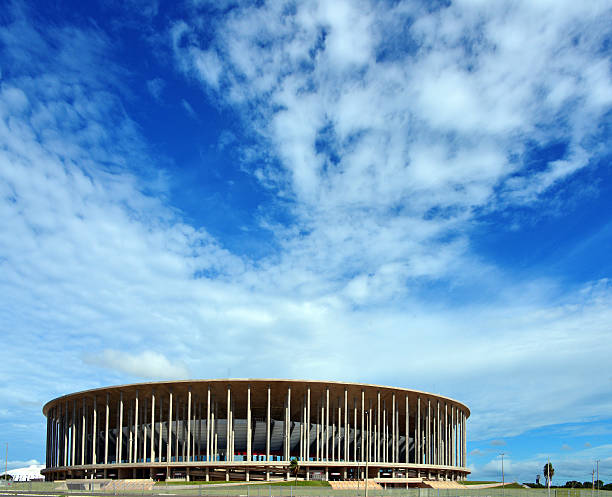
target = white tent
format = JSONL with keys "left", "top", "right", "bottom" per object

{"left": 4, "top": 464, "right": 44, "bottom": 482}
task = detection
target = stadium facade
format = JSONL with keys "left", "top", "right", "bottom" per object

{"left": 42, "top": 380, "right": 469, "bottom": 483}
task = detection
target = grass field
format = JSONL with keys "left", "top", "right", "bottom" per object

{"left": 155, "top": 480, "right": 331, "bottom": 487}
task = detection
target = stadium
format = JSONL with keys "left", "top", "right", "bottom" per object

{"left": 42, "top": 379, "right": 469, "bottom": 485}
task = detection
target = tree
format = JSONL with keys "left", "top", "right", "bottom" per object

{"left": 289, "top": 457, "right": 299, "bottom": 483}
{"left": 543, "top": 463, "right": 554, "bottom": 487}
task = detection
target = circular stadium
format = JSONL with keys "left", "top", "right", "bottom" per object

{"left": 42, "top": 379, "right": 469, "bottom": 484}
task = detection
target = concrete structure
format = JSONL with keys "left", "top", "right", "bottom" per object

{"left": 42, "top": 379, "right": 469, "bottom": 483}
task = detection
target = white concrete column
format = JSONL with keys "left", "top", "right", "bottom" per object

{"left": 382, "top": 399, "right": 386, "bottom": 463}
{"left": 416, "top": 396, "right": 421, "bottom": 464}
{"left": 230, "top": 398, "right": 235, "bottom": 462}
{"left": 331, "top": 402, "right": 335, "bottom": 462}
{"left": 360, "top": 390, "right": 364, "bottom": 462}
{"left": 48, "top": 409, "right": 52, "bottom": 469}
{"left": 266, "top": 385, "right": 271, "bottom": 462}
{"left": 47, "top": 407, "right": 52, "bottom": 468}
{"left": 325, "top": 387, "right": 330, "bottom": 461}
{"left": 158, "top": 397, "right": 163, "bottom": 463}
{"left": 315, "top": 400, "right": 320, "bottom": 461}
{"left": 118, "top": 392, "right": 123, "bottom": 464}
{"left": 265, "top": 391, "right": 269, "bottom": 479}
{"left": 299, "top": 404, "right": 303, "bottom": 460}
{"left": 405, "top": 395, "right": 409, "bottom": 463}
{"left": 352, "top": 398, "right": 357, "bottom": 462}
{"left": 458, "top": 410, "right": 462, "bottom": 467}
{"left": 64, "top": 402, "right": 69, "bottom": 467}
{"left": 198, "top": 400, "right": 202, "bottom": 461}
{"left": 45, "top": 411, "right": 50, "bottom": 469}
{"left": 104, "top": 395, "right": 109, "bottom": 465}
{"left": 376, "top": 391, "right": 381, "bottom": 463}
{"left": 343, "top": 389, "right": 348, "bottom": 462}
{"left": 206, "top": 387, "right": 211, "bottom": 462}
{"left": 437, "top": 400, "right": 441, "bottom": 465}
{"left": 463, "top": 411, "right": 467, "bottom": 468}
{"left": 444, "top": 403, "right": 448, "bottom": 466}
{"left": 307, "top": 387, "right": 311, "bottom": 462}
{"left": 52, "top": 408, "right": 56, "bottom": 468}
{"left": 427, "top": 398, "right": 431, "bottom": 465}
{"left": 57, "top": 408, "right": 61, "bottom": 468}
{"left": 151, "top": 392, "right": 156, "bottom": 463}
{"left": 59, "top": 408, "right": 63, "bottom": 468}
{"left": 51, "top": 409, "right": 56, "bottom": 468}
{"left": 247, "top": 384, "right": 252, "bottom": 461}
{"left": 71, "top": 399, "right": 76, "bottom": 466}
{"left": 460, "top": 411, "right": 463, "bottom": 468}
{"left": 451, "top": 406, "right": 457, "bottom": 466}
{"left": 133, "top": 391, "right": 139, "bottom": 463}
{"left": 143, "top": 404, "right": 148, "bottom": 463}
{"left": 226, "top": 386, "right": 231, "bottom": 461}
{"left": 337, "top": 399, "right": 341, "bottom": 461}
{"left": 212, "top": 403, "right": 217, "bottom": 461}
{"left": 457, "top": 409, "right": 461, "bottom": 467}
{"left": 186, "top": 389, "right": 191, "bottom": 462}
{"left": 456, "top": 407, "right": 459, "bottom": 467}
{"left": 368, "top": 398, "right": 373, "bottom": 462}
{"left": 396, "top": 403, "right": 400, "bottom": 463}
{"left": 299, "top": 399, "right": 304, "bottom": 460}
{"left": 91, "top": 397, "right": 97, "bottom": 466}
{"left": 51, "top": 408, "right": 56, "bottom": 469}
{"left": 321, "top": 400, "right": 325, "bottom": 461}
{"left": 391, "top": 393, "right": 395, "bottom": 464}
{"left": 460, "top": 410, "right": 463, "bottom": 467}
{"left": 128, "top": 404, "right": 134, "bottom": 464}
{"left": 168, "top": 392, "right": 173, "bottom": 464}
{"left": 81, "top": 398, "right": 86, "bottom": 465}
{"left": 286, "top": 386, "right": 291, "bottom": 461}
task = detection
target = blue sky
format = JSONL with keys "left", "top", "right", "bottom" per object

{"left": 1, "top": 0, "right": 611, "bottom": 484}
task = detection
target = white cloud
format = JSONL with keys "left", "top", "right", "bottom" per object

{"left": 1, "top": 0, "right": 611, "bottom": 468}
{"left": 170, "top": 0, "right": 612, "bottom": 292}
{"left": 88, "top": 350, "right": 190, "bottom": 380}
{"left": 474, "top": 444, "right": 612, "bottom": 482}
{"left": 146, "top": 77, "right": 165, "bottom": 100}
{"left": 192, "top": 49, "right": 223, "bottom": 90}
{"left": 181, "top": 98, "right": 196, "bottom": 117}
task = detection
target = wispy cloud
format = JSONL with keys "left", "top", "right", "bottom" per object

{"left": 86, "top": 350, "right": 190, "bottom": 380}
{"left": 147, "top": 77, "right": 165, "bottom": 100}
{"left": 0, "top": 0, "right": 611, "bottom": 476}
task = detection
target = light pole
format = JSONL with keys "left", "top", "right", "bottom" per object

{"left": 596, "top": 460, "right": 600, "bottom": 497}
{"left": 548, "top": 457, "right": 552, "bottom": 497}
{"left": 500, "top": 453, "right": 505, "bottom": 497}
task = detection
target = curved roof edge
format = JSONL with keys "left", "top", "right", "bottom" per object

{"left": 43, "top": 378, "right": 470, "bottom": 416}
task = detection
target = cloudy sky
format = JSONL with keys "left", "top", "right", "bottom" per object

{"left": 1, "top": 0, "right": 611, "bottom": 483}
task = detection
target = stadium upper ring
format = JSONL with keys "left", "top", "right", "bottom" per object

{"left": 42, "top": 379, "right": 470, "bottom": 484}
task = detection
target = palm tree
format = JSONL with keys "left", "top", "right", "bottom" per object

{"left": 544, "top": 462, "right": 554, "bottom": 487}
{"left": 289, "top": 457, "right": 299, "bottom": 483}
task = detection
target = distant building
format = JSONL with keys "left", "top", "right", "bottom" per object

{"left": 42, "top": 379, "right": 469, "bottom": 483}
{"left": 4, "top": 464, "right": 44, "bottom": 481}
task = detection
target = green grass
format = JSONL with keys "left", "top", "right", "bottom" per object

{"left": 461, "top": 482, "right": 527, "bottom": 489}
{"left": 156, "top": 481, "right": 238, "bottom": 485}
{"left": 264, "top": 481, "right": 330, "bottom": 487}
{"left": 155, "top": 480, "right": 330, "bottom": 487}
